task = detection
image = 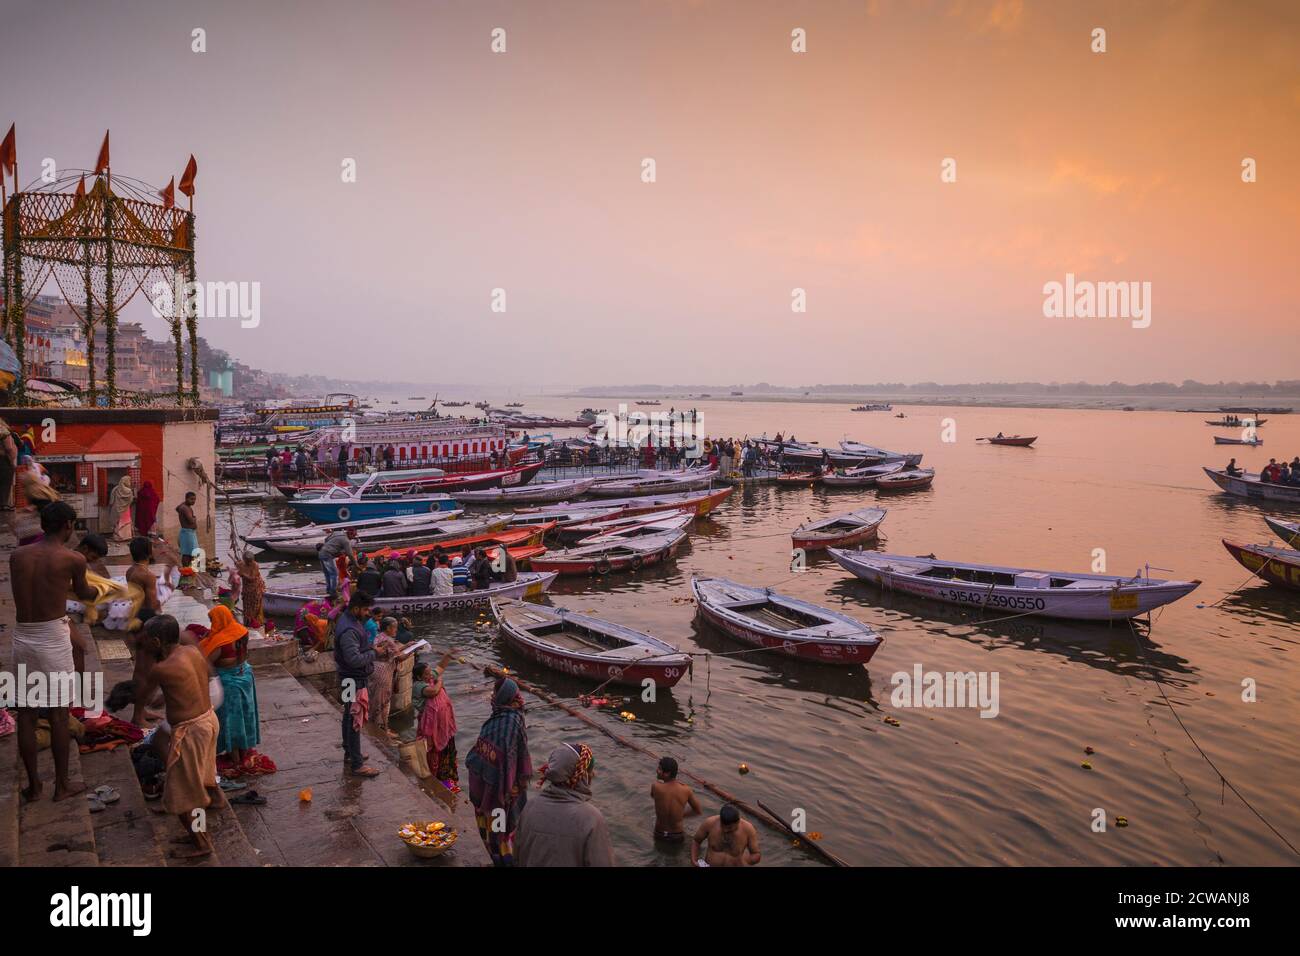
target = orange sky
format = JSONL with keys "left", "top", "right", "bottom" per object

{"left": 3, "top": 0, "right": 1297, "bottom": 386}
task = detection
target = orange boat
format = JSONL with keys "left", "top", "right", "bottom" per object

{"left": 368, "top": 523, "right": 555, "bottom": 561}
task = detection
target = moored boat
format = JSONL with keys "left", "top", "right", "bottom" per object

{"left": 587, "top": 469, "right": 718, "bottom": 498}
{"left": 285, "top": 484, "right": 461, "bottom": 523}
{"left": 829, "top": 548, "right": 1200, "bottom": 621}
{"left": 837, "top": 441, "right": 923, "bottom": 466}
{"left": 367, "top": 523, "right": 553, "bottom": 562}
{"left": 491, "top": 599, "right": 690, "bottom": 686}
{"left": 1263, "top": 516, "right": 1300, "bottom": 548}
{"left": 1203, "top": 467, "right": 1300, "bottom": 504}
{"left": 262, "top": 571, "right": 558, "bottom": 617}
{"left": 530, "top": 528, "right": 686, "bottom": 575}
{"left": 451, "top": 476, "right": 596, "bottom": 505}
{"left": 874, "top": 468, "right": 935, "bottom": 492}
{"left": 245, "top": 514, "right": 508, "bottom": 558}
{"left": 776, "top": 471, "right": 823, "bottom": 487}
{"left": 582, "top": 511, "right": 693, "bottom": 541}
{"left": 792, "top": 508, "right": 886, "bottom": 551}
{"left": 1221, "top": 540, "right": 1300, "bottom": 590}
{"left": 1214, "top": 436, "right": 1263, "bottom": 446}
{"left": 820, "top": 462, "right": 905, "bottom": 488}
{"left": 690, "top": 577, "right": 882, "bottom": 664}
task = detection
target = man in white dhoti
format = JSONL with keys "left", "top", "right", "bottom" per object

{"left": 8, "top": 501, "right": 100, "bottom": 802}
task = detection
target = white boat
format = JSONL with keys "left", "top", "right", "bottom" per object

{"left": 1213, "top": 436, "right": 1262, "bottom": 446}
{"left": 1203, "top": 467, "right": 1300, "bottom": 504}
{"left": 452, "top": 477, "right": 596, "bottom": 505}
{"left": 346, "top": 465, "right": 445, "bottom": 486}
{"left": 1264, "top": 515, "right": 1300, "bottom": 548}
{"left": 583, "top": 511, "right": 694, "bottom": 541}
{"left": 530, "top": 528, "right": 687, "bottom": 575}
{"left": 820, "top": 462, "right": 906, "bottom": 487}
{"left": 792, "top": 508, "right": 887, "bottom": 550}
{"left": 690, "top": 577, "right": 882, "bottom": 663}
{"left": 262, "top": 571, "right": 558, "bottom": 617}
{"left": 838, "top": 441, "right": 924, "bottom": 467}
{"left": 829, "top": 549, "right": 1201, "bottom": 621}
{"left": 587, "top": 468, "right": 718, "bottom": 498}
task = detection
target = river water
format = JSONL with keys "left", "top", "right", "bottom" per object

{"left": 225, "top": 397, "right": 1300, "bottom": 866}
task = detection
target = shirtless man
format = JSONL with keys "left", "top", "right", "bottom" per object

{"left": 133, "top": 614, "right": 220, "bottom": 859}
{"left": 690, "top": 804, "right": 761, "bottom": 867}
{"left": 651, "top": 756, "right": 700, "bottom": 845}
{"left": 176, "top": 491, "right": 198, "bottom": 567}
{"left": 8, "top": 501, "right": 99, "bottom": 802}
{"left": 126, "top": 536, "right": 163, "bottom": 725}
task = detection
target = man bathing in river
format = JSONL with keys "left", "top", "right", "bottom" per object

{"left": 651, "top": 756, "right": 700, "bottom": 845}
{"left": 134, "top": 614, "right": 221, "bottom": 859}
{"left": 690, "top": 803, "right": 761, "bottom": 867}
{"left": 9, "top": 501, "right": 100, "bottom": 802}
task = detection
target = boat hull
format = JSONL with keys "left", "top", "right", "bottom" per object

{"left": 286, "top": 496, "right": 460, "bottom": 522}
{"left": 792, "top": 525, "right": 880, "bottom": 551}
{"left": 830, "top": 549, "right": 1200, "bottom": 621}
{"left": 983, "top": 436, "right": 1037, "bottom": 447}
{"left": 531, "top": 531, "right": 685, "bottom": 575}
{"left": 1203, "top": 467, "right": 1300, "bottom": 504}
{"left": 1222, "top": 540, "right": 1300, "bottom": 590}
{"left": 262, "top": 571, "right": 558, "bottom": 617}
{"left": 1264, "top": 516, "right": 1300, "bottom": 548}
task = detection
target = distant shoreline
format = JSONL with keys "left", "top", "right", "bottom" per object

{"left": 556, "top": 392, "right": 1300, "bottom": 414}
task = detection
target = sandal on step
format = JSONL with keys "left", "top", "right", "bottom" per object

{"left": 229, "top": 790, "right": 267, "bottom": 806}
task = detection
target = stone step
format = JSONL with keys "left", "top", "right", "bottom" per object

{"left": 17, "top": 735, "right": 99, "bottom": 866}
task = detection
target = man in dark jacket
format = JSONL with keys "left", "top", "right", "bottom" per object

{"left": 334, "top": 590, "right": 380, "bottom": 777}
{"left": 381, "top": 559, "right": 409, "bottom": 597}
{"left": 356, "top": 554, "right": 383, "bottom": 596}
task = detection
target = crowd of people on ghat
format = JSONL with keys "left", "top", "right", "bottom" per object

{"left": 1225, "top": 455, "right": 1300, "bottom": 485}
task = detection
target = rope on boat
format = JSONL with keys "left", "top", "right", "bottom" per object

{"left": 482, "top": 664, "right": 849, "bottom": 867}
{"left": 1123, "top": 617, "right": 1300, "bottom": 859}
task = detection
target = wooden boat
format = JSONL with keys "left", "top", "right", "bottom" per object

{"left": 792, "top": 508, "right": 886, "bottom": 551}
{"left": 285, "top": 483, "right": 460, "bottom": 523}
{"left": 1221, "top": 540, "right": 1300, "bottom": 590}
{"left": 838, "top": 441, "right": 922, "bottom": 466}
{"left": 1206, "top": 418, "right": 1265, "bottom": 427}
{"left": 690, "top": 577, "right": 882, "bottom": 664}
{"left": 978, "top": 435, "right": 1037, "bottom": 447}
{"left": 829, "top": 549, "right": 1200, "bottom": 621}
{"left": 776, "top": 471, "right": 822, "bottom": 487}
{"left": 507, "top": 506, "right": 624, "bottom": 530}
{"left": 244, "top": 512, "right": 464, "bottom": 551}
{"left": 530, "top": 528, "right": 686, "bottom": 575}
{"left": 367, "top": 523, "right": 553, "bottom": 561}
{"left": 1213, "top": 436, "right": 1262, "bottom": 446}
{"left": 245, "top": 514, "right": 510, "bottom": 558}
{"left": 262, "top": 571, "right": 558, "bottom": 617}
{"left": 583, "top": 511, "right": 693, "bottom": 541}
{"left": 820, "top": 462, "right": 906, "bottom": 488}
{"left": 522, "top": 487, "right": 734, "bottom": 538}
{"left": 874, "top": 468, "right": 935, "bottom": 492}
{"left": 762, "top": 440, "right": 918, "bottom": 470}
{"left": 1264, "top": 516, "right": 1300, "bottom": 549}
{"left": 451, "top": 477, "right": 596, "bottom": 505}
{"left": 217, "top": 487, "right": 272, "bottom": 504}
{"left": 587, "top": 469, "right": 718, "bottom": 498}
{"left": 492, "top": 599, "right": 690, "bottom": 687}
{"left": 1203, "top": 467, "right": 1300, "bottom": 504}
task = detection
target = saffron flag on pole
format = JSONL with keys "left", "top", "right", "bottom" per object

{"left": 178, "top": 154, "right": 197, "bottom": 197}
{"left": 0, "top": 124, "right": 15, "bottom": 178}
{"left": 75, "top": 174, "right": 86, "bottom": 197}
{"left": 94, "top": 130, "right": 110, "bottom": 175}
{"left": 159, "top": 176, "right": 175, "bottom": 209}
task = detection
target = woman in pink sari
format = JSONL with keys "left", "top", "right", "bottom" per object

{"left": 414, "top": 652, "right": 458, "bottom": 791}
{"left": 135, "top": 480, "right": 160, "bottom": 535}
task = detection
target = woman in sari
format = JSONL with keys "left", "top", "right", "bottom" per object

{"left": 294, "top": 594, "right": 340, "bottom": 650}
{"left": 465, "top": 677, "right": 533, "bottom": 866}
{"left": 413, "top": 653, "right": 458, "bottom": 791}
{"left": 109, "top": 475, "right": 134, "bottom": 542}
{"left": 235, "top": 551, "right": 265, "bottom": 629}
{"left": 134, "top": 480, "right": 160, "bottom": 535}
{"left": 199, "top": 605, "right": 265, "bottom": 773}
{"left": 368, "top": 617, "right": 409, "bottom": 740}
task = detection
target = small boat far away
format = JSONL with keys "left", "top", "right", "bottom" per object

{"left": 978, "top": 435, "right": 1037, "bottom": 447}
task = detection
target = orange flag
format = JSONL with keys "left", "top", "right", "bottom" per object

{"left": 178, "top": 154, "right": 197, "bottom": 197}
{"left": 0, "top": 124, "right": 15, "bottom": 177}
{"left": 159, "top": 176, "right": 175, "bottom": 209}
{"left": 94, "top": 130, "right": 110, "bottom": 175}
{"left": 75, "top": 174, "right": 86, "bottom": 197}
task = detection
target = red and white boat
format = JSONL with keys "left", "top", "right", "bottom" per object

{"left": 367, "top": 523, "right": 554, "bottom": 561}
{"left": 776, "top": 471, "right": 823, "bottom": 487}
{"left": 874, "top": 468, "right": 935, "bottom": 492}
{"left": 278, "top": 459, "right": 544, "bottom": 498}
{"left": 691, "top": 577, "right": 882, "bottom": 664}
{"left": 530, "top": 527, "right": 686, "bottom": 575}
{"left": 1221, "top": 540, "right": 1300, "bottom": 590}
{"left": 492, "top": 599, "right": 691, "bottom": 687}
{"left": 978, "top": 435, "right": 1037, "bottom": 447}
{"left": 581, "top": 511, "right": 694, "bottom": 542}
{"left": 792, "top": 508, "right": 886, "bottom": 551}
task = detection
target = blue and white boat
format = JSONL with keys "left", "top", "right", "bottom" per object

{"left": 285, "top": 473, "right": 459, "bottom": 523}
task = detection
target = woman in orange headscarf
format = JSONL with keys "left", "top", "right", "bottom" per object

{"left": 201, "top": 605, "right": 264, "bottom": 771}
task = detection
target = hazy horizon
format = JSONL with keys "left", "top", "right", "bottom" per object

{"left": 4, "top": 0, "right": 1297, "bottom": 388}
